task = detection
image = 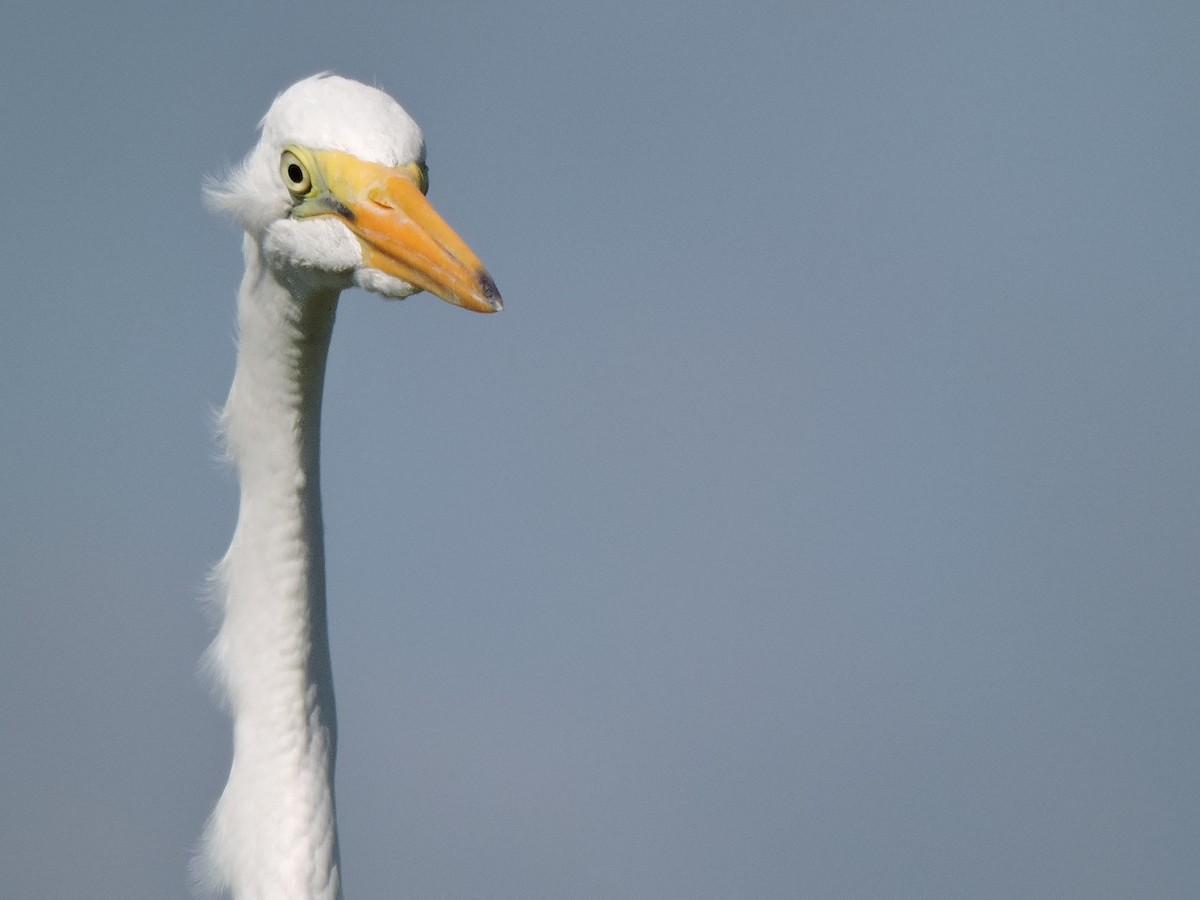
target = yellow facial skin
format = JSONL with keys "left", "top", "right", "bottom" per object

{"left": 280, "top": 146, "right": 501, "bottom": 313}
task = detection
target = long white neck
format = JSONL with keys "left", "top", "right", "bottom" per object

{"left": 197, "top": 234, "right": 344, "bottom": 900}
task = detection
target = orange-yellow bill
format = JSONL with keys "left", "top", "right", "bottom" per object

{"left": 309, "top": 150, "right": 502, "bottom": 313}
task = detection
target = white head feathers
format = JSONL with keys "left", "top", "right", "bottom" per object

{"left": 206, "top": 74, "right": 426, "bottom": 234}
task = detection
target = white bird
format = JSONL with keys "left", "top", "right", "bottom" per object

{"left": 195, "top": 74, "right": 501, "bottom": 900}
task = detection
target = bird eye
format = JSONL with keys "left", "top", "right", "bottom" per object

{"left": 404, "top": 161, "right": 429, "bottom": 196}
{"left": 280, "top": 150, "right": 312, "bottom": 196}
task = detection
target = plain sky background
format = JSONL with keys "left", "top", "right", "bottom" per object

{"left": 1, "top": 2, "right": 1197, "bottom": 898}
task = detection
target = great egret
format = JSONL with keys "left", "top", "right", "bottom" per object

{"left": 195, "top": 74, "right": 501, "bottom": 900}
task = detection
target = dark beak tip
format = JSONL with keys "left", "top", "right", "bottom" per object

{"left": 479, "top": 272, "right": 503, "bottom": 312}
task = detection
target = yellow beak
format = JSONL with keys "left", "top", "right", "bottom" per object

{"left": 306, "top": 149, "right": 502, "bottom": 313}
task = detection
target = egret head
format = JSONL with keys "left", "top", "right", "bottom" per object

{"left": 208, "top": 73, "right": 501, "bottom": 312}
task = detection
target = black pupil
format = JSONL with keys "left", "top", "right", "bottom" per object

{"left": 287, "top": 163, "right": 304, "bottom": 184}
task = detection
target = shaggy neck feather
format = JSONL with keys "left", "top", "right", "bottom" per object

{"left": 199, "top": 234, "right": 344, "bottom": 900}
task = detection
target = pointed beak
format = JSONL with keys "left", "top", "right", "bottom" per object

{"left": 311, "top": 150, "right": 502, "bottom": 313}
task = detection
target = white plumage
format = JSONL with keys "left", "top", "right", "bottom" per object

{"left": 196, "top": 74, "right": 500, "bottom": 900}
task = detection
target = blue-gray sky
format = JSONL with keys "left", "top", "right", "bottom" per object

{"left": 2, "top": 3, "right": 1197, "bottom": 897}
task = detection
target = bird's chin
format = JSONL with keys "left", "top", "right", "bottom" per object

{"left": 263, "top": 218, "right": 361, "bottom": 287}
{"left": 354, "top": 267, "right": 420, "bottom": 300}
